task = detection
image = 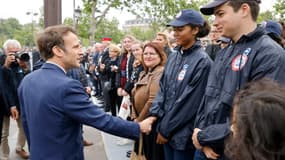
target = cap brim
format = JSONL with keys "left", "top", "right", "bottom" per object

{"left": 200, "top": 0, "right": 227, "bottom": 15}
{"left": 167, "top": 19, "right": 188, "bottom": 27}
{"left": 217, "top": 37, "right": 231, "bottom": 43}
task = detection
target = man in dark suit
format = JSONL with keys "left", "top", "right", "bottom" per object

{"left": 17, "top": 25, "right": 153, "bottom": 160}
{"left": 0, "top": 67, "right": 4, "bottom": 145}
{"left": 0, "top": 39, "right": 30, "bottom": 159}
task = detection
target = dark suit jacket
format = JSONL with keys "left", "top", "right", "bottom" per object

{"left": 1, "top": 60, "right": 29, "bottom": 115}
{"left": 0, "top": 67, "right": 4, "bottom": 144}
{"left": 18, "top": 62, "right": 140, "bottom": 160}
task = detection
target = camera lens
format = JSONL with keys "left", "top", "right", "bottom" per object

{"left": 19, "top": 53, "right": 30, "bottom": 62}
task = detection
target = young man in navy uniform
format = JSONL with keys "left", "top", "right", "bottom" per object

{"left": 192, "top": 0, "right": 285, "bottom": 159}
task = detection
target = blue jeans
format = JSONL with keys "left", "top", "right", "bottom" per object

{"left": 194, "top": 150, "right": 225, "bottom": 160}
{"left": 163, "top": 143, "right": 195, "bottom": 160}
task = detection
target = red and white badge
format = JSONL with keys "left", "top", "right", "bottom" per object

{"left": 231, "top": 54, "right": 248, "bottom": 71}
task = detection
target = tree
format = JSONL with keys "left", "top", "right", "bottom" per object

{"left": 0, "top": 18, "right": 22, "bottom": 47}
{"left": 63, "top": 17, "right": 74, "bottom": 26}
{"left": 257, "top": 10, "right": 275, "bottom": 23}
{"left": 15, "top": 24, "right": 34, "bottom": 47}
{"left": 82, "top": 0, "right": 141, "bottom": 45}
{"left": 80, "top": 0, "right": 208, "bottom": 45}
{"left": 140, "top": 0, "right": 208, "bottom": 24}
{"left": 124, "top": 22, "right": 161, "bottom": 41}
{"left": 76, "top": 16, "right": 124, "bottom": 46}
{"left": 93, "top": 18, "right": 124, "bottom": 44}
{"left": 274, "top": 0, "right": 285, "bottom": 20}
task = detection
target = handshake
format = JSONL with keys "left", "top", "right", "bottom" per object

{"left": 137, "top": 117, "right": 157, "bottom": 134}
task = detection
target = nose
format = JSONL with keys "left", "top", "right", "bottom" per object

{"left": 213, "top": 18, "right": 219, "bottom": 27}
{"left": 79, "top": 48, "right": 84, "bottom": 56}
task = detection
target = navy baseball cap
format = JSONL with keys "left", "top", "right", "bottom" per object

{"left": 167, "top": 9, "right": 204, "bottom": 27}
{"left": 265, "top": 20, "right": 282, "bottom": 37}
{"left": 200, "top": 0, "right": 261, "bottom": 15}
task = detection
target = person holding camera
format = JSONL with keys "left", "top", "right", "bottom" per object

{"left": 0, "top": 66, "right": 5, "bottom": 145}
{"left": 0, "top": 39, "right": 30, "bottom": 159}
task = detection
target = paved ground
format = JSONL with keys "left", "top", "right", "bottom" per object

{"left": 3, "top": 95, "right": 133, "bottom": 160}
{"left": 101, "top": 132, "right": 134, "bottom": 160}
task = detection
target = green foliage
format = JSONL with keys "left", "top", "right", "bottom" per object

{"left": 79, "top": 0, "right": 208, "bottom": 45}
{"left": 124, "top": 22, "right": 161, "bottom": 42}
{"left": 0, "top": 18, "right": 32, "bottom": 47}
{"left": 63, "top": 17, "right": 74, "bottom": 26}
{"left": 274, "top": 0, "right": 285, "bottom": 20}
{"left": 92, "top": 18, "right": 124, "bottom": 44}
{"left": 257, "top": 10, "right": 275, "bottom": 23}
{"left": 141, "top": 0, "right": 208, "bottom": 24}
{"left": 126, "top": 27, "right": 154, "bottom": 42}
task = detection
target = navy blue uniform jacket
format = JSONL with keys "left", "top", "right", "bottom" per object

{"left": 150, "top": 42, "right": 212, "bottom": 150}
{"left": 195, "top": 26, "right": 285, "bottom": 153}
{"left": 18, "top": 63, "right": 140, "bottom": 160}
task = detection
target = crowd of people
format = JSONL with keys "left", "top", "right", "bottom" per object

{"left": 1, "top": 0, "right": 285, "bottom": 160}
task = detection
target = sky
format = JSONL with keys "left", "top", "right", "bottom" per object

{"left": 0, "top": 0, "right": 135, "bottom": 26}
{"left": 0, "top": 0, "right": 277, "bottom": 25}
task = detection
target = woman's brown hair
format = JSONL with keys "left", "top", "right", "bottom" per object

{"left": 141, "top": 41, "right": 167, "bottom": 72}
{"left": 225, "top": 78, "right": 285, "bottom": 160}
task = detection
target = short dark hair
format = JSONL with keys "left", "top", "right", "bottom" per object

{"left": 36, "top": 25, "right": 77, "bottom": 60}
{"left": 225, "top": 78, "right": 285, "bottom": 160}
{"left": 228, "top": 0, "right": 260, "bottom": 21}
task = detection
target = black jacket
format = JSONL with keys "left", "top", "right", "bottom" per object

{"left": 195, "top": 26, "right": 285, "bottom": 153}
{"left": 150, "top": 41, "right": 212, "bottom": 150}
{"left": 98, "top": 49, "right": 110, "bottom": 82}
{"left": 0, "top": 67, "right": 5, "bottom": 143}
{"left": 124, "top": 64, "right": 143, "bottom": 95}
{"left": 104, "top": 58, "right": 119, "bottom": 90}
{"left": 0, "top": 54, "right": 30, "bottom": 115}
{"left": 115, "top": 53, "right": 134, "bottom": 90}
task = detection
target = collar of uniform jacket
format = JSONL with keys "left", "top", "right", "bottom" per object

{"left": 180, "top": 41, "right": 202, "bottom": 55}
{"left": 236, "top": 26, "right": 266, "bottom": 43}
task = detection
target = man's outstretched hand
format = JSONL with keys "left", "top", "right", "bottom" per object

{"left": 138, "top": 117, "right": 155, "bottom": 134}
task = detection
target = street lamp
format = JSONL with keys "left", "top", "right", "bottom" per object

{"left": 26, "top": 11, "right": 38, "bottom": 45}
{"left": 74, "top": 6, "right": 81, "bottom": 31}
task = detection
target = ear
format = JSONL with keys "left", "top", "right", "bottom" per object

{"left": 192, "top": 26, "right": 199, "bottom": 36}
{"left": 240, "top": 3, "right": 250, "bottom": 18}
{"left": 51, "top": 45, "right": 64, "bottom": 58}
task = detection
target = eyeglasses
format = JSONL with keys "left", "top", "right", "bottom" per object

{"left": 143, "top": 52, "right": 158, "bottom": 56}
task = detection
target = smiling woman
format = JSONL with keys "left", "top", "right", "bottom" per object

{"left": 132, "top": 41, "right": 166, "bottom": 160}
{"left": 145, "top": 9, "right": 213, "bottom": 160}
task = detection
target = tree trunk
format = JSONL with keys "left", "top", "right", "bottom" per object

{"left": 89, "top": 2, "right": 96, "bottom": 46}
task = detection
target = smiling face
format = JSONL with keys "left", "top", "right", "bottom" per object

{"left": 123, "top": 37, "right": 133, "bottom": 53}
{"left": 131, "top": 43, "right": 143, "bottom": 61}
{"left": 213, "top": 2, "right": 243, "bottom": 41}
{"left": 61, "top": 31, "right": 83, "bottom": 70}
{"left": 173, "top": 25, "right": 198, "bottom": 49}
{"left": 142, "top": 46, "right": 161, "bottom": 70}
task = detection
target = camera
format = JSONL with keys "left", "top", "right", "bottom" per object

{"left": 10, "top": 52, "right": 30, "bottom": 68}
{"left": 15, "top": 52, "right": 30, "bottom": 62}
